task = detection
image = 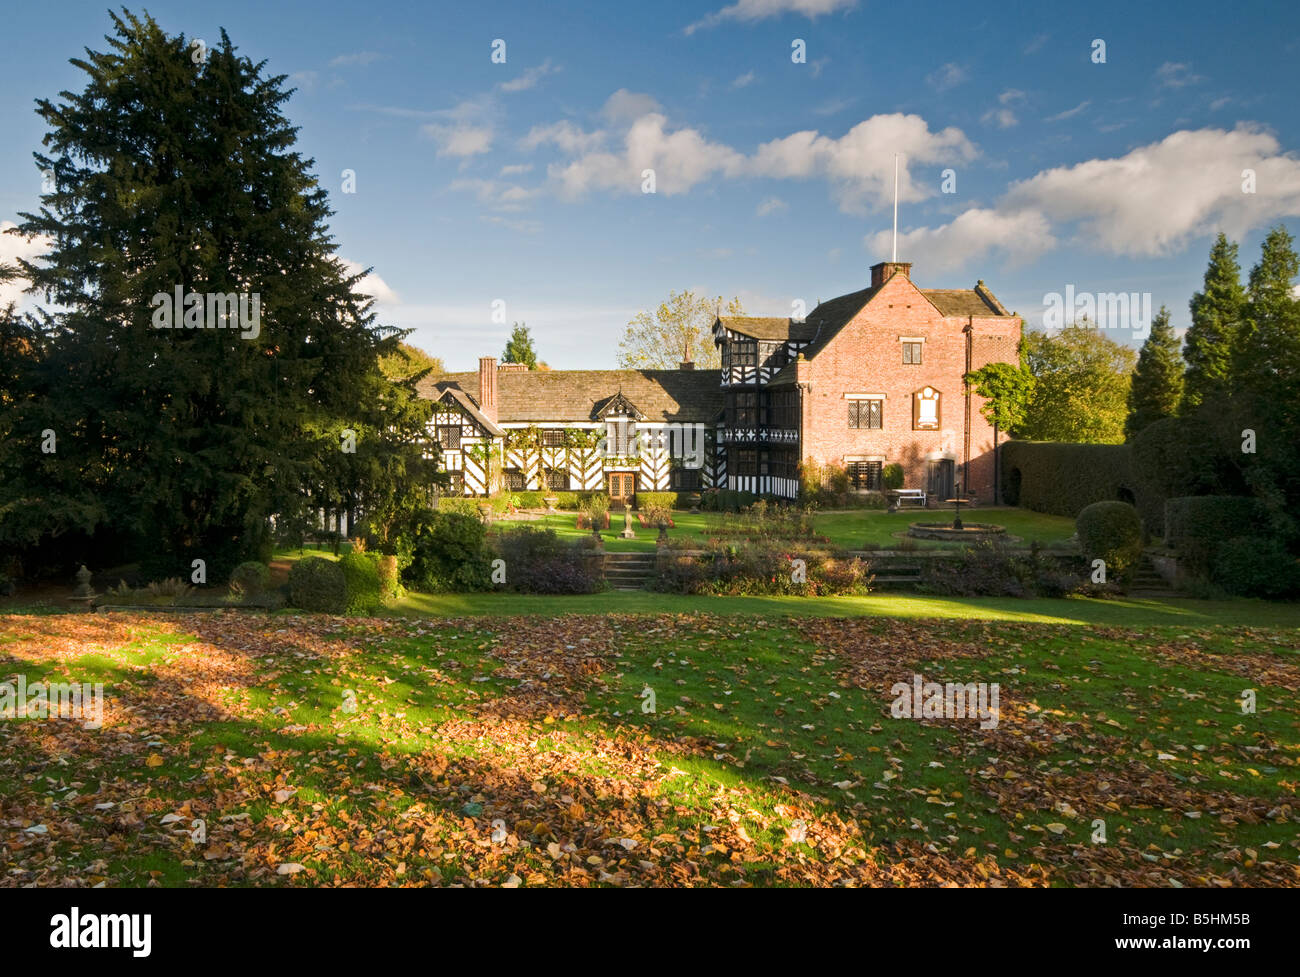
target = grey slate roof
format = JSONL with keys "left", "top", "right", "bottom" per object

{"left": 419, "top": 369, "right": 724, "bottom": 425}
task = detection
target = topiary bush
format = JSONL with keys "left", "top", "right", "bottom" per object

{"left": 339, "top": 551, "right": 383, "bottom": 615}
{"left": 404, "top": 510, "right": 493, "bottom": 592}
{"left": 288, "top": 557, "right": 347, "bottom": 613}
{"left": 1211, "top": 536, "right": 1300, "bottom": 599}
{"left": 1076, "top": 500, "right": 1144, "bottom": 580}
{"left": 636, "top": 491, "right": 682, "bottom": 511}
{"left": 228, "top": 561, "right": 270, "bottom": 600}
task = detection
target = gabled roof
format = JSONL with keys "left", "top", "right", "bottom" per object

{"left": 714, "top": 315, "right": 821, "bottom": 344}
{"left": 418, "top": 369, "right": 724, "bottom": 425}
{"left": 921, "top": 283, "right": 1012, "bottom": 318}
{"left": 436, "top": 387, "right": 505, "bottom": 437}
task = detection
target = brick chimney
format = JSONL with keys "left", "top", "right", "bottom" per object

{"left": 871, "top": 261, "right": 912, "bottom": 288}
{"left": 478, "top": 356, "right": 498, "bottom": 424}
{"left": 680, "top": 360, "right": 695, "bottom": 371}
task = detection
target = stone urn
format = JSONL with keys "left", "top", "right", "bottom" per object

{"left": 477, "top": 501, "right": 494, "bottom": 524}
{"left": 543, "top": 494, "right": 559, "bottom": 513}
{"left": 687, "top": 492, "right": 701, "bottom": 514}
{"left": 69, "top": 564, "right": 96, "bottom": 602}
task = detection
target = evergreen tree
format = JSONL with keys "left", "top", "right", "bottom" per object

{"left": 1, "top": 10, "right": 435, "bottom": 578}
{"left": 1125, "top": 306, "right": 1183, "bottom": 439}
{"left": 502, "top": 323, "right": 538, "bottom": 369}
{"left": 1181, "top": 233, "right": 1245, "bottom": 412}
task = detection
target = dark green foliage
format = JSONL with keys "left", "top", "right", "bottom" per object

{"left": 339, "top": 552, "right": 382, "bottom": 615}
{"left": 882, "top": 464, "right": 905, "bottom": 491}
{"left": 0, "top": 10, "right": 436, "bottom": 579}
{"left": 1125, "top": 306, "right": 1183, "bottom": 439}
{"left": 1182, "top": 232, "right": 1246, "bottom": 412}
{"left": 514, "top": 491, "right": 547, "bottom": 508}
{"left": 288, "top": 557, "right": 347, "bottom": 613}
{"left": 492, "top": 528, "right": 603, "bottom": 594}
{"left": 1019, "top": 325, "right": 1136, "bottom": 443}
{"left": 435, "top": 497, "right": 480, "bottom": 518}
{"left": 965, "top": 361, "right": 1035, "bottom": 435}
{"left": 700, "top": 489, "right": 758, "bottom": 512}
{"left": 228, "top": 561, "right": 270, "bottom": 599}
{"left": 1210, "top": 537, "right": 1300, "bottom": 598}
{"left": 404, "top": 510, "right": 492, "bottom": 592}
{"left": 1076, "top": 501, "right": 1143, "bottom": 578}
{"left": 501, "top": 323, "right": 538, "bottom": 369}
{"left": 1164, "top": 496, "right": 1270, "bottom": 546}
{"left": 1000, "top": 441, "right": 1136, "bottom": 517}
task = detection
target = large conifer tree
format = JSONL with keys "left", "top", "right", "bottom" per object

{"left": 2, "top": 10, "right": 434, "bottom": 577}
{"left": 1181, "top": 233, "right": 1245, "bottom": 412}
{"left": 1124, "top": 306, "right": 1183, "bottom": 440}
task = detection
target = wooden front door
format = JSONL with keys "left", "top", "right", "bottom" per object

{"left": 608, "top": 472, "right": 635, "bottom": 507}
{"left": 926, "top": 459, "right": 955, "bottom": 501}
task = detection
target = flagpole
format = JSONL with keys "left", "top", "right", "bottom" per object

{"left": 892, "top": 153, "right": 899, "bottom": 262}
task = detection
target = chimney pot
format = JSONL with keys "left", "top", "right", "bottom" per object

{"left": 871, "top": 261, "right": 912, "bottom": 288}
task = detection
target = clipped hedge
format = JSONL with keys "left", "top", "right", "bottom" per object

{"left": 635, "top": 491, "right": 682, "bottom": 511}
{"left": 1001, "top": 441, "right": 1136, "bottom": 517}
{"left": 1164, "top": 496, "right": 1271, "bottom": 545}
{"left": 1211, "top": 537, "right": 1300, "bottom": 599}
{"left": 288, "top": 557, "right": 347, "bottom": 613}
{"left": 435, "top": 497, "right": 480, "bottom": 518}
{"left": 1076, "top": 500, "right": 1143, "bottom": 579}
{"left": 339, "top": 552, "right": 383, "bottom": 615}
{"left": 228, "top": 560, "right": 270, "bottom": 599}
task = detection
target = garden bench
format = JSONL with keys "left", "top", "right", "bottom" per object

{"left": 890, "top": 489, "right": 928, "bottom": 508}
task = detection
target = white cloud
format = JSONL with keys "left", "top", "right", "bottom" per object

{"left": 338, "top": 258, "right": 398, "bottom": 304}
{"left": 999, "top": 89, "right": 1026, "bottom": 106}
{"left": 423, "top": 124, "right": 493, "bottom": 157}
{"left": 731, "top": 71, "right": 756, "bottom": 89}
{"left": 0, "top": 222, "right": 53, "bottom": 310}
{"left": 498, "top": 59, "right": 558, "bottom": 93}
{"left": 684, "top": 0, "right": 857, "bottom": 35}
{"left": 867, "top": 208, "right": 1055, "bottom": 271}
{"left": 499, "top": 163, "right": 534, "bottom": 176}
{"left": 449, "top": 178, "right": 538, "bottom": 212}
{"left": 520, "top": 120, "right": 606, "bottom": 155}
{"left": 601, "top": 89, "right": 662, "bottom": 124}
{"left": 756, "top": 196, "right": 787, "bottom": 216}
{"left": 749, "top": 113, "right": 978, "bottom": 213}
{"left": 1156, "top": 62, "right": 1203, "bottom": 89}
{"left": 329, "top": 51, "right": 386, "bottom": 67}
{"left": 1024, "top": 33, "right": 1049, "bottom": 54}
{"left": 1045, "top": 100, "right": 1090, "bottom": 122}
{"left": 549, "top": 113, "right": 746, "bottom": 198}
{"left": 888, "top": 124, "right": 1300, "bottom": 265}
{"left": 926, "top": 62, "right": 967, "bottom": 92}
{"left": 981, "top": 108, "right": 1018, "bottom": 129}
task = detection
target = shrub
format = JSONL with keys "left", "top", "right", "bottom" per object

{"left": 514, "top": 491, "right": 547, "bottom": 509}
{"left": 228, "top": 561, "right": 270, "bottom": 600}
{"left": 1164, "top": 496, "right": 1271, "bottom": 546}
{"left": 493, "top": 527, "right": 604, "bottom": 593}
{"left": 699, "top": 488, "right": 756, "bottom": 512}
{"left": 374, "top": 554, "right": 401, "bottom": 599}
{"left": 919, "top": 539, "right": 1086, "bottom": 598}
{"left": 405, "top": 510, "right": 493, "bottom": 592}
{"left": 1076, "top": 500, "right": 1143, "bottom": 579}
{"left": 288, "top": 557, "right": 347, "bottom": 613}
{"left": 1210, "top": 536, "right": 1300, "bottom": 598}
{"left": 654, "top": 541, "right": 871, "bottom": 596}
{"left": 435, "top": 497, "right": 479, "bottom": 519}
{"left": 555, "top": 491, "right": 580, "bottom": 510}
{"left": 1001, "top": 441, "right": 1136, "bottom": 517}
{"left": 339, "top": 552, "right": 383, "bottom": 615}
{"left": 641, "top": 504, "right": 672, "bottom": 528}
{"left": 637, "top": 491, "right": 682, "bottom": 511}
{"left": 882, "top": 464, "right": 905, "bottom": 491}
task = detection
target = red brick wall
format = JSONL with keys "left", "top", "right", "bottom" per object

{"left": 796, "top": 273, "right": 1021, "bottom": 500}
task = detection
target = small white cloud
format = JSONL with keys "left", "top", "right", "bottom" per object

{"left": 981, "top": 108, "right": 1018, "bottom": 129}
{"left": 1156, "top": 62, "right": 1203, "bottom": 89}
{"left": 756, "top": 196, "right": 788, "bottom": 216}
{"left": 423, "top": 125, "right": 493, "bottom": 157}
{"left": 731, "top": 70, "right": 756, "bottom": 89}
{"left": 685, "top": 0, "right": 857, "bottom": 35}
{"left": 520, "top": 120, "right": 605, "bottom": 155}
{"left": 338, "top": 258, "right": 398, "bottom": 304}
{"left": 999, "top": 89, "right": 1026, "bottom": 106}
{"left": 1045, "top": 100, "right": 1090, "bottom": 122}
{"left": 289, "top": 71, "right": 319, "bottom": 93}
{"left": 498, "top": 59, "right": 558, "bottom": 93}
{"left": 926, "top": 62, "right": 967, "bottom": 92}
{"left": 1024, "top": 33, "right": 1049, "bottom": 54}
{"left": 450, "top": 179, "right": 538, "bottom": 212}
{"left": 499, "top": 163, "right": 534, "bottom": 176}
{"left": 866, "top": 208, "right": 1055, "bottom": 271}
{"left": 601, "top": 89, "right": 662, "bottom": 124}
{"left": 329, "top": 51, "right": 386, "bottom": 68}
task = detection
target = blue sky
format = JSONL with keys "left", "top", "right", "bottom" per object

{"left": 2, "top": 0, "right": 1299, "bottom": 369}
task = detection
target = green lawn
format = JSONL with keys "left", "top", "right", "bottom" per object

{"left": 491, "top": 505, "right": 1077, "bottom": 552}
{"left": 2, "top": 609, "right": 1296, "bottom": 887}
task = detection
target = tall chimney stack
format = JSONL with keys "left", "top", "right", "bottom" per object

{"left": 478, "top": 356, "right": 498, "bottom": 424}
{"left": 871, "top": 260, "right": 912, "bottom": 289}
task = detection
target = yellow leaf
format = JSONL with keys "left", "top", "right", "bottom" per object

{"left": 146, "top": 754, "right": 164, "bottom": 768}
